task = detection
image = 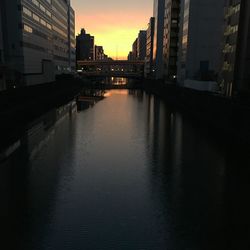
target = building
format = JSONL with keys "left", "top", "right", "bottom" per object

{"left": 127, "top": 51, "right": 133, "bottom": 61}
{"left": 163, "top": 0, "right": 180, "bottom": 81}
{"left": 221, "top": 0, "right": 250, "bottom": 97}
{"left": 137, "top": 30, "right": 147, "bottom": 60}
{"left": 95, "top": 46, "right": 105, "bottom": 61}
{"left": 132, "top": 38, "right": 138, "bottom": 60}
{"left": 177, "top": 0, "right": 224, "bottom": 86}
{"left": 68, "top": 6, "right": 76, "bottom": 72}
{"left": 0, "top": 0, "right": 75, "bottom": 88}
{"left": 0, "top": 1, "right": 6, "bottom": 90}
{"left": 145, "top": 17, "right": 155, "bottom": 78}
{"left": 153, "top": 0, "right": 166, "bottom": 79}
{"left": 76, "top": 29, "right": 95, "bottom": 61}
{"left": 52, "top": 0, "right": 75, "bottom": 76}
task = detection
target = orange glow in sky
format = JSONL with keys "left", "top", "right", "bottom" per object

{"left": 71, "top": 0, "right": 153, "bottom": 59}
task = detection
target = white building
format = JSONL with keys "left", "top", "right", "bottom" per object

{"left": 1, "top": 0, "right": 75, "bottom": 88}
{"left": 177, "top": 0, "right": 224, "bottom": 87}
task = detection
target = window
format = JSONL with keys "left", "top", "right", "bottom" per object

{"left": 23, "top": 7, "right": 32, "bottom": 17}
{"left": 40, "top": 19, "right": 46, "bottom": 26}
{"left": 46, "top": 10, "right": 52, "bottom": 17}
{"left": 24, "top": 24, "right": 33, "bottom": 33}
{"left": 32, "top": 0, "right": 39, "bottom": 7}
{"left": 46, "top": 23, "right": 52, "bottom": 30}
{"left": 33, "top": 13, "right": 40, "bottom": 22}
{"left": 40, "top": 5, "right": 46, "bottom": 12}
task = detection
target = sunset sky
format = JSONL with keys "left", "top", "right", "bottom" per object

{"left": 71, "top": 0, "right": 153, "bottom": 59}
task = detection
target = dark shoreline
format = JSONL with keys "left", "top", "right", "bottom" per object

{"left": 144, "top": 80, "right": 250, "bottom": 145}
{"left": 0, "top": 79, "right": 83, "bottom": 153}
{"left": 1, "top": 77, "right": 250, "bottom": 155}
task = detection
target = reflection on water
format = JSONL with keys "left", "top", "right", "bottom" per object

{"left": 0, "top": 90, "right": 250, "bottom": 250}
{"left": 111, "top": 77, "right": 128, "bottom": 85}
{"left": 101, "top": 77, "right": 128, "bottom": 85}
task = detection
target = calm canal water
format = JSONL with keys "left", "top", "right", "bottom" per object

{"left": 0, "top": 90, "right": 250, "bottom": 250}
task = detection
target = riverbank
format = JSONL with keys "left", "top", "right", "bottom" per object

{"left": 0, "top": 78, "right": 85, "bottom": 152}
{"left": 144, "top": 80, "right": 250, "bottom": 144}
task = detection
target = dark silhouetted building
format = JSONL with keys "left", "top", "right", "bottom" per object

{"left": 153, "top": 0, "right": 166, "bottom": 79}
{"left": 177, "top": 0, "right": 224, "bottom": 89}
{"left": 163, "top": 0, "right": 180, "bottom": 81}
{"left": 221, "top": 0, "right": 250, "bottom": 97}
{"left": 1, "top": 0, "right": 75, "bottom": 87}
{"left": 76, "top": 29, "right": 95, "bottom": 61}
{"left": 0, "top": 1, "right": 6, "bottom": 90}
{"left": 132, "top": 38, "right": 138, "bottom": 60}
{"left": 145, "top": 17, "right": 155, "bottom": 77}
{"left": 137, "top": 30, "right": 147, "bottom": 60}
{"left": 127, "top": 51, "right": 133, "bottom": 61}
{"left": 95, "top": 46, "right": 105, "bottom": 61}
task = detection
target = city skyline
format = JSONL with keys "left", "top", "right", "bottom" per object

{"left": 71, "top": 0, "right": 153, "bottom": 59}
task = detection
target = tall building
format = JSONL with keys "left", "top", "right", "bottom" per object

{"left": 153, "top": 0, "right": 166, "bottom": 79}
{"left": 163, "top": 0, "right": 180, "bottom": 81}
{"left": 52, "top": 0, "right": 75, "bottom": 76}
{"left": 0, "top": 0, "right": 75, "bottom": 88}
{"left": 132, "top": 38, "right": 138, "bottom": 60}
{"left": 76, "top": 29, "right": 95, "bottom": 61}
{"left": 127, "top": 51, "right": 133, "bottom": 61}
{"left": 221, "top": 0, "right": 250, "bottom": 97}
{"left": 95, "top": 46, "right": 105, "bottom": 61}
{"left": 177, "top": 0, "right": 224, "bottom": 85}
{"left": 137, "top": 30, "right": 147, "bottom": 60}
{"left": 0, "top": 1, "right": 6, "bottom": 90}
{"left": 145, "top": 17, "right": 155, "bottom": 77}
{"left": 68, "top": 6, "right": 76, "bottom": 72}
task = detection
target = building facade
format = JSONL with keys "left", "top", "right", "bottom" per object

{"left": 177, "top": 0, "right": 224, "bottom": 85}
{"left": 153, "top": 0, "right": 166, "bottom": 79}
{"left": 145, "top": 17, "right": 155, "bottom": 77}
{"left": 68, "top": 6, "right": 76, "bottom": 72}
{"left": 221, "top": 0, "right": 250, "bottom": 96}
{"left": 132, "top": 38, "right": 138, "bottom": 60}
{"left": 76, "top": 29, "right": 95, "bottom": 61}
{"left": 137, "top": 30, "right": 147, "bottom": 60}
{"left": 0, "top": 1, "right": 6, "bottom": 90}
{"left": 127, "top": 51, "right": 133, "bottom": 61}
{"left": 95, "top": 46, "right": 105, "bottom": 61}
{"left": 163, "top": 0, "right": 180, "bottom": 81}
{"left": 1, "top": 0, "right": 75, "bottom": 88}
{"left": 52, "top": 0, "right": 75, "bottom": 76}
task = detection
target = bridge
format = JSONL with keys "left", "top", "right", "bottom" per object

{"left": 77, "top": 60, "right": 145, "bottom": 78}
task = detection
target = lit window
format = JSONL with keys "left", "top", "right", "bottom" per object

{"left": 46, "top": 10, "right": 52, "bottom": 17}
{"left": 23, "top": 7, "right": 32, "bottom": 17}
{"left": 40, "top": 5, "right": 46, "bottom": 12}
{"left": 24, "top": 24, "right": 33, "bottom": 33}
{"left": 40, "top": 19, "right": 46, "bottom": 26}
{"left": 46, "top": 23, "right": 52, "bottom": 30}
{"left": 33, "top": 13, "right": 40, "bottom": 22}
{"left": 32, "top": 0, "right": 39, "bottom": 7}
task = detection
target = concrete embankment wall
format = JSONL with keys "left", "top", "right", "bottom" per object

{"left": 0, "top": 79, "right": 83, "bottom": 152}
{"left": 145, "top": 81, "right": 250, "bottom": 144}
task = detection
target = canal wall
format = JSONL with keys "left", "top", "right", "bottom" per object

{"left": 144, "top": 81, "right": 250, "bottom": 144}
{"left": 0, "top": 78, "right": 84, "bottom": 153}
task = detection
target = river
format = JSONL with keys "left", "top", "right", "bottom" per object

{"left": 0, "top": 89, "right": 250, "bottom": 250}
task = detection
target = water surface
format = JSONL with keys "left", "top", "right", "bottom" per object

{"left": 1, "top": 90, "right": 250, "bottom": 250}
